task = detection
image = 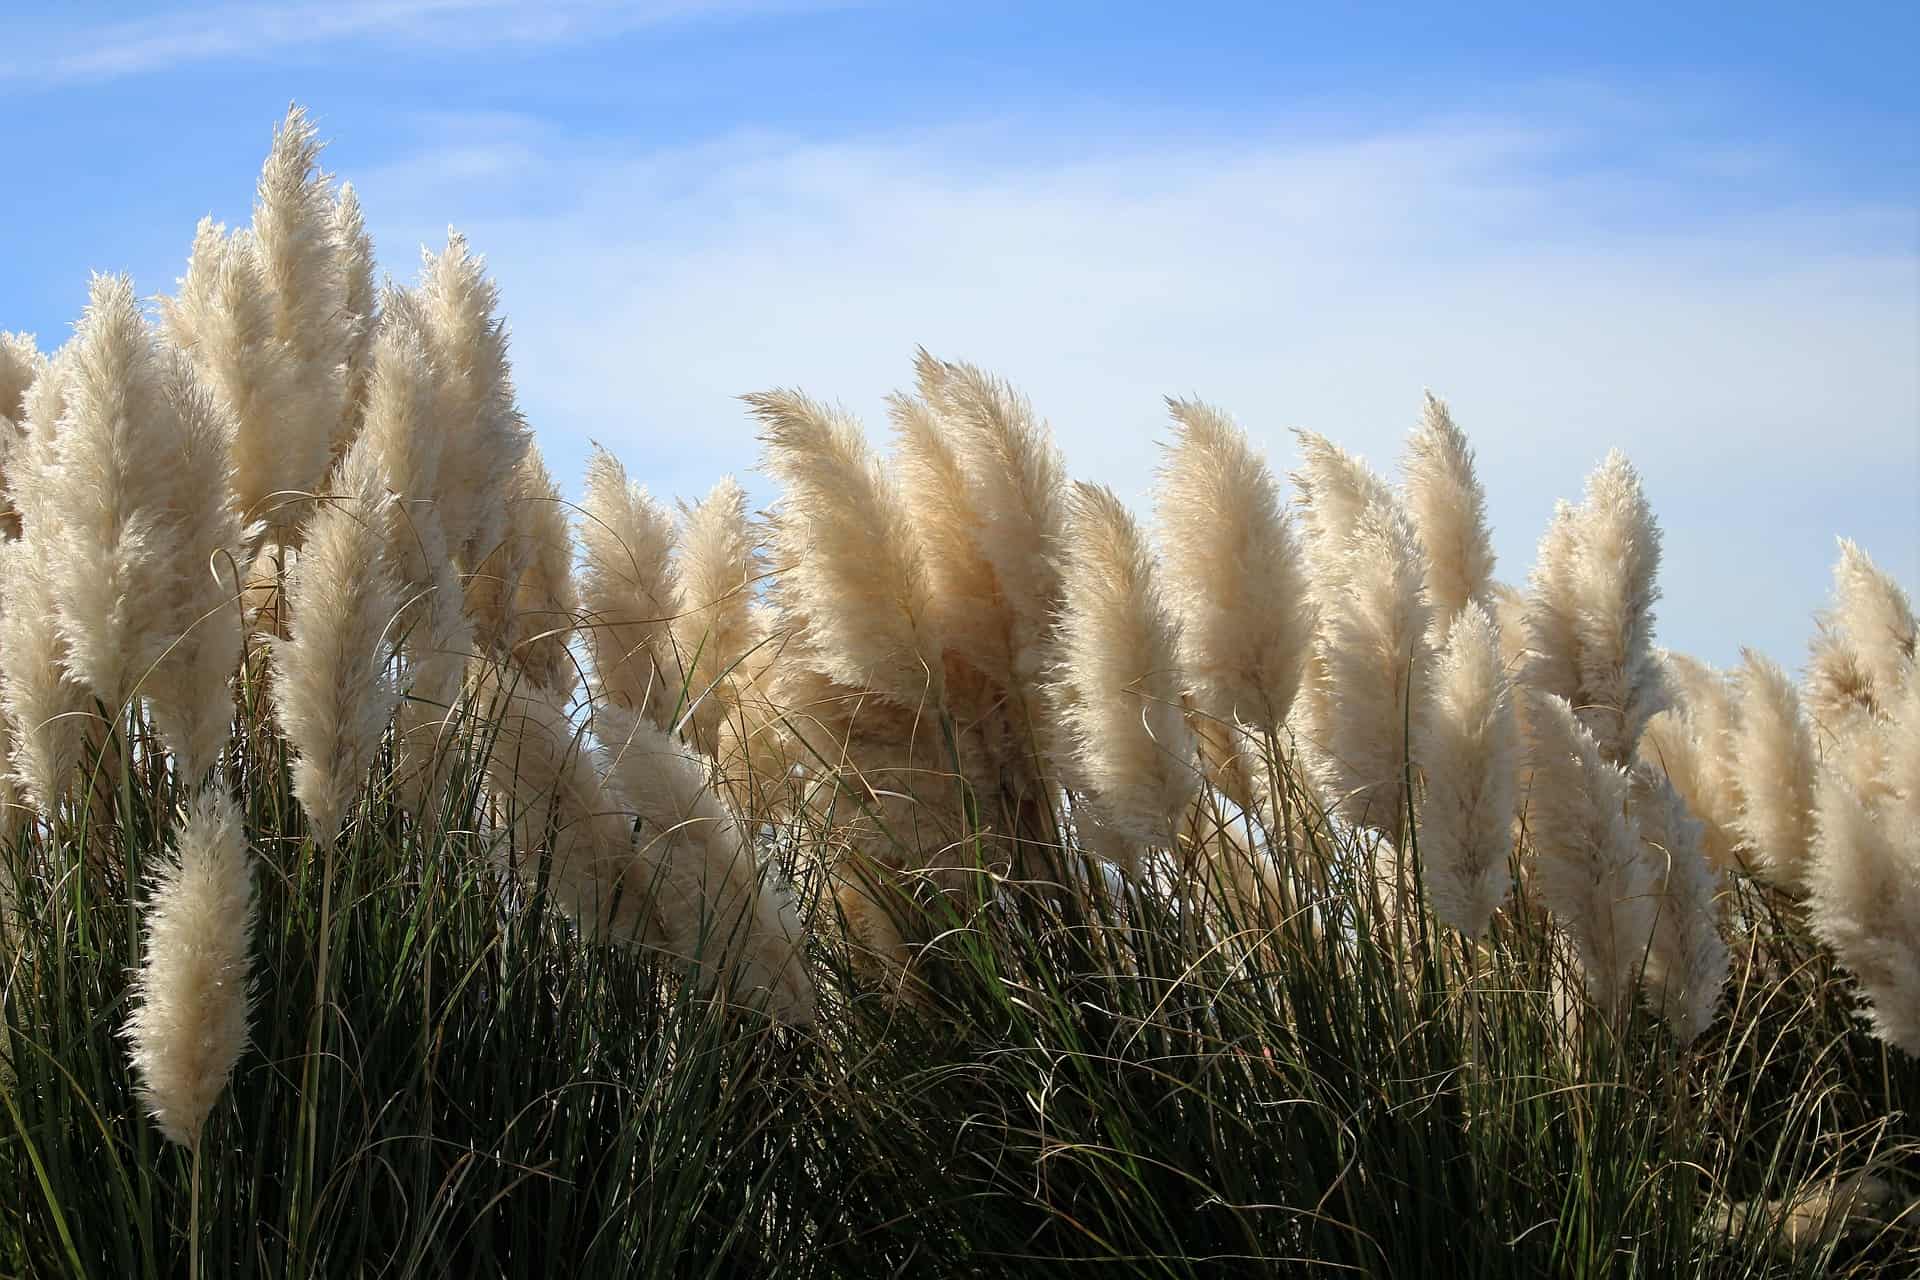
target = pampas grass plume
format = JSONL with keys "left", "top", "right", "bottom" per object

{"left": 1402, "top": 392, "right": 1496, "bottom": 634}
{"left": 1053, "top": 481, "right": 1197, "bottom": 848}
{"left": 598, "top": 704, "right": 816, "bottom": 1024}
{"left": 1731, "top": 648, "right": 1818, "bottom": 888}
{"left": 271, "top": 440, "right": 405, "bottom": 845}
{"left": 1157, "top": 397, "right": 1314, "bottom": 735}
{"left": 1418, "top": 602, "right": 1519, "bottom": 936}
{"left": 916, "top": 353, "right": 1066, "bottom": 687}
{"left": 579, "top": 444, "right": 681, "bottom": 729}
{"left": 1807, "top": 761, "right": 1920, "bottom": 1054}
{"left": 125, "top": 786, "right": 256, "bottom": 1148}
{"left": 1525, "top": 691, "right": 1658, "bottom": 1016}
{"left": 750, "top": 388, "right": 942, "bottom": 708}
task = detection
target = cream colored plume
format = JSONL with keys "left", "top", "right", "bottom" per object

{"left": 1523, "top": 451, "right": 1668, "bottom": 765}
{"left": 1729, "top": 649, "right": 1818, "bottom": 889}
{"left": 125, "top": 786, "right": 255, "bottom": 1148}
{"left": 889, "top": 387, "right": 1013, "bottom": 690}
{"left": 144, "top": 354, "right": 247, "bottom": 783}
{"left": 470, "top": 445, "right": 577, "bottom": 696}
{"left": 332, "top": 182, "right": 378, "bottom": 448}
{"left": 1639, "top": 652, "right": 1741, "bottom": 874}
{"left": 249, "top": 108, "right": 351, "bottom": 483}
{"left": 353, "top": 312, "right": 472, "bottom": 816}
{"left": 1525, "top": 692, "right": 1658, "bottom": 1016}
{"left": 271, "top": 441, "right": 405, "bottom": 846}
{"left": 1417, "top": 603, "right": 1519, "bottom": 937}
{"left": 598, "top": 705, "right": 816, "bottom": 1024}
{"left": 479, "top": 671, "right": 643, "bottom": 937}
{"left": 0, "top": 332, "right": 43, "bottom": 539}
{"left": 916, "top": 352, "right": 1066, "bottom": 689}
{"left": 0, "top": 540, "right": 90, "bottom": 813}
{"left": 1157, "top": 397, "right": 1314, "bottom": 737}
{"left": 39, "top": 276, "right": 200, "bottom": 711}
{"left": 1807, "top": 538, "right": 1916, "bottom": 729}
{"left": 164, "top": 223, "right": 311, "bottom": 541}
{"left": 1052, "top": 482, "right": 1197, "bottom": 849}
{"left": 579, "top": 444, "right": 681, "bottom": 729}
{"left": 750, "top": 388, "right": 942, "bottom": 708}
{"left": 1401, "top": 392, "right": 1496, "bottom": 634}
{"left": 670, "top": 476, "right": 766, "bottom": 756}
{"left": 1630, "top": 765, "right": 1728, "bottom": 1042}
{"left": 1807, "top": 754, "right": 1920, "bottom": 1055}
{"left": 1291, "top": 430, "right": 1395, "bottom": 590}
{"left": 0, "top": 351, "right": 90, "bottom": 812}
{"left": 0, "top": 331, "right": 41, "bottom": 425}
{"left": 1299, "top": 490, "right": 1433, "bottom": 835}
{"left": 411, "top": 234, "right": 530, "bottom": 579}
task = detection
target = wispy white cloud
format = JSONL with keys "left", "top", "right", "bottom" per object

{"left": 1, "top": 0, "right": 836, "bottom": 85}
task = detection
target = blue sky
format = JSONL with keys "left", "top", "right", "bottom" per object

{"left": 3, "top": 0, "right": 1916, "bottom": 669}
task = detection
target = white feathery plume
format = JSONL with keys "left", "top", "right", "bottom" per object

{"left": 0, "top": 331, "right": 41, "bottom": 424}
{"left": 917, "top": 352, "right": 1066, "bottom": 689}
{"left": 889, "top": 387, "right": 1012, "bottom": 690}
{"left": 749, "top": 388, "right": 942, "bottom": 708}
{"left": 332, "top": 182, "right": 377, "bottom": 449}
{"left": 412, "top": 234, "right": 530, "bottom": 577}
{"left": 0, "top": 540, "right": 89, "bottom": 814}
{"left": 0, "top": 351, "right": 90, "bottom": 812}
{"left": 162, "top": 218, "right": 312, "bottom": 542}
{"left": 1291, "top": 430, "right": 1396, "bottom": 591}
{"left": 1806, "top": 754, "right": 1920, "bottom": 1055}
{"left": 1730, "top": 649, "right": 1818, "bottom": 889}
{"left": 1630, "top": 765, "right": 1728, "bottom": 1042}
{"left": 40, "top": 275, "right": 191, "bottom": 712}
{"left": 1525, "top": 692, "right": 1659, "bottom": 1016}
{"left": 1568, "top": 451, "right": 1668, "bottom": 763}
{"left": 468, "top": 444, "right": 576, "bottom": 696}
{"left": 1157, "top": 397, "right": 1315, "bottom": 736}
{"left": 579, "top": 445, "right": 681, "bottom": 729}
{"left": 125, "top": 786, "right": 255, "bottom": 1148}
{"left": 1638, "top": 652, "right": 1742, "bottom": 874}
{"left": 0, "top": 332, "right": 45, "bottom": 543}
{"left": 598, "top": 705, "right": 816, "bottom": 1024}
{"left": 248, "top": 108, "right": 349, "bottom": 499}
{"left": 144, "top": 354, "right": 246, "bottom": 783}
{"left": 670, "top": 476, "right": 766, "bottom": 755}
{"left": 352, "top": 310, "right": 471, "bottom": 814}
{"left": 477, "top": 671, "right": 659, "bottom": 939}
{"left": 1301, "top": 491, "right": 1433, "bottom": 835}
{"left": 1401, "top": 392, "right": 1496, "bottom": 635}
{"left": 270, "top": 440, "right": 405, "bottom": 846}
{"left": 1052, "top": 482, "right": 1197, "bottom": 848}
{"left": 1807, "top": 538, "right": 1916, "bottom": 729}
{"left": 505, "top": 446, "right": 579, "bottom": 696}
{"left": 1523, "top": 452, "right": 1669, "bottom": 766}
{"left": 1417, "top": 603, "right": 1519, "bottom": 937}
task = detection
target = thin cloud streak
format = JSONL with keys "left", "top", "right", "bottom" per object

{"left": 1, "top": 0, "right": 837, "bottom": 85}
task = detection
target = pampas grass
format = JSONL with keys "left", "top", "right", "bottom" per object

{"left": 1524, "top": 451, "right": 1669, "bottom": 766}
{"left": 1052, "top": 482, "right": 1197, "bottom": 852}
{"left": 270, "top": 440, "right": 404, "bottom": 846}
{"left": 1403, "top": 391, "right": 1496, "bottom": 634}
{"left": 751, "top": 388, "right": 942, "bottom": 708}
{"left": 1524, "top": 691, "right": 1658, "bottom": 1016}
{"left": 1731, "top": 648, "right": 1819, "bottom": 888}
{"left": 13, "top": 104, "right": 1920, "bottom": 1278}
{"left": 125, "top": 786, "right": 256, "bottom": 1147}
{"left": 1157, "top": 397, "right": 1314, "bottom": 738}
{"left": 1418, "top": 603, "right": 1520, "bottom": 936}
{"left": 579, "top": 444, "right": 680, "bottom": 729}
